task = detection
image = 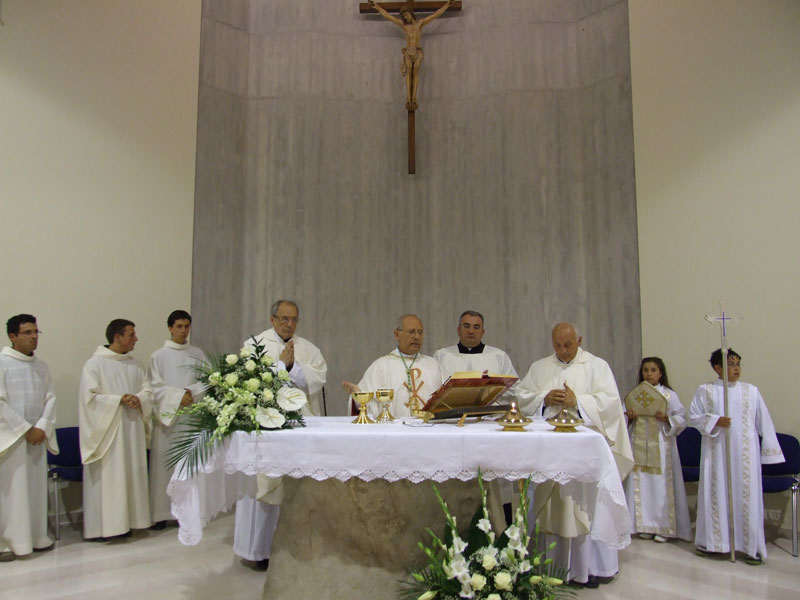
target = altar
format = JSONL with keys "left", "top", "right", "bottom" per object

{"left": 168, "top": 417, "right": 631, "bottom": 598}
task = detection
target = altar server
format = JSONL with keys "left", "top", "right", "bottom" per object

{"left": 0, "top": 314, "right": 58, "bottom": 561}
{"left": 624, "top": 357, "right": 691, "bottom": 543}
{"left": 148, "top": 310, "right": 208, "bottom": 527}
{"left": 689, "top": 348, "right": 784, "bottom": 564}
{"left": 234, "top": 299, "right": 327, "bottom": 567}
{"left": 342, "top": 314, "right": 443, "bottom": 418}
{"left": 79, "top": 319, "right": 153, "bottom": 539}
{"left": 518, "top": 322, "right": 633, "bottom": 588}
{"left": 434, "top": 310, "right": 519, "bottom": 382}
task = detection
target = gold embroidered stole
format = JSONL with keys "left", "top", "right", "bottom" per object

{"left": 625, "top": 382, "right": 668, "bottom": 474}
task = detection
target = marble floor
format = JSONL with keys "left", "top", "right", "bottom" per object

{"left": 0, "top": 514, "right": 797, "bottom": 600}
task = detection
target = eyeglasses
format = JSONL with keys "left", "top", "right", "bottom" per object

{"left": 275, "top": 316, "right": 299, "bottom": 325}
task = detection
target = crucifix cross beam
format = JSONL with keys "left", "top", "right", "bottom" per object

{"left": 361, "top": 1, "right": 462, "bottom": 174}
{"left": 359, "top": 2, "right": 462, "bottom": 15}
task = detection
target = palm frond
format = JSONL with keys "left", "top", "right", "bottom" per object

{"left": 164, "top": 412, "right": 220, "bottom": 478}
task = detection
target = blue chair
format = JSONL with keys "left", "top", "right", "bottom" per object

{"left": 47, "top": 427, "right": 83, "bottom": 541}
{"left": 762, "top": 432, "right": 800, "bottom": 557}
{"left": 677, "top": 427, "right": 702, "bottom": 483}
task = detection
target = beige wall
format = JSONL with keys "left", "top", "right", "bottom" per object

{"left": 2, "top": 0, "right": 798, "bottom": 442}
{"left": 629, "top": 0, "right": 800, "bottom": 440}
{"left": 0, "top": 1, "right": 201, "bottom": 426}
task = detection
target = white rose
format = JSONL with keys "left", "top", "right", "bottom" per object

{"left": 255, "top": 406, "right": 285, "bottom": 429}
{"left": 245, "top": 378, "right": 261, "bottom": 392}
{"left": 494, "top": 571, "right": 513, "bottom": 591}
{"left": 260, "top": 354, "right": 273, "bottom": 366}
{"left": 470, "top": 573, "right": 486, "bottom": 591}
{"left": 224, "top": 373, "right": 238, "bottom": 386}
{"left": 486, "top": 595, "right": 501, "bottom": 600}
{"left": 239, "top": 347, "right": 253, "bottom": 358}
{"left": 208, "top": 372, "right": 221, "bottom": 386}
{"left": 262, "top": 389, "right": 274, "bottom": 402}
{"left": 481, "top": 553, "right": 497, "bottom": 571}
{"left": 225, "top": 354, "right": 238, "bottom": 365}
{"left": 260, "top": 370, "right": 273, "bottom": 383}
{"left": 277, "top": 387, "right": 307, "bottom": 411}
{"left": 244, "top": 359, "right": 257, "bottom": 372}
{"left": 277, "top": 370, "right": 290, "bottom": 381}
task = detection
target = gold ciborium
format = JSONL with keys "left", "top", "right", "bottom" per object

{"left": 374, "top": 388, "right": 396, "bottom": 423}
{"left": 351, "top": 391, "right": 375, "bottom": 424}
{"left": 496, "top": 401, "right": 532, "bottom": 432}
{"left": 546, "top": 405, "right": 584, "bottom": 432}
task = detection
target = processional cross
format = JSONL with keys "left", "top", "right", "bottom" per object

{"left": 704, "top": 302, "right": 743, "bottom": 562}
{"left": 360, "top": 1, "right": 462, "bottom": 174}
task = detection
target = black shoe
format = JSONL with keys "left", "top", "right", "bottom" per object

{"left": 744, "top": 554, "right": 763, "bottom": 566}
{"left": 33, "top": 544, "right": 54, "bottom": 552}
{"left": 242, "top": 558, "right": 270, "bottom": 571}
{"left": 585, "top": 576, "right": 600, "bottom": 588}
{"left": 150, "top": 521, "right": 167, "bottom": 530}
{"left": 597, "top": 574, "right": 616, "bottom": 584}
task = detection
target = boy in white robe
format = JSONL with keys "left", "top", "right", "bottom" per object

{"left": 0, "top": 314, "right": 58, "bottom": 561}
{"left": 689, "top": 348, "right": 784, "bottom": 564}
{"left": 234, "top": 300, "right": 327, "bottom": 567}
{"left": 342, "top": 314, "right": 443, "bottom": 418}
{"left": 79, "top": 319, "right": 153, "bottom": 540}
{"left": 148, "top": 310, "right": 208, "bottom": 527}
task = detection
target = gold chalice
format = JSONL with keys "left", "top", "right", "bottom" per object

{"left": 374, "top": 388, "right": 396, "bottom": 423}
{"left": 352, "top": 391, "right": 375, "bottom": 424}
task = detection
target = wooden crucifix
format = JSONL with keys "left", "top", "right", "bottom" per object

{"left": 360, "top": 1, "right": 462, "bottom": 174}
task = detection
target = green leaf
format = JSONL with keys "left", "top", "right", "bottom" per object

{"left": 164, "top": 412, "right": 220, "bottom": 478}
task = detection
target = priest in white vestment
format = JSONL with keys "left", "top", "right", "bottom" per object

{"left": 434, "top": 310, "right": 520, "bottom": 390}
{"left": 148, "top": 310, "right": 208, "bottom": 526}
{"left": 234, "top": 300, "right": 328, "bottom": 566}
{"left": 689, "top": 349, "right": 784, "bottom": 563}
{"left": 623, "top": 357, "right": 691, "bottom": 542}
{"left": 79, "top": 319, "right": 153, "bottom": 539}
{"left": 518, "top": 323, "right": 633, "bottom": 588}
{"left": 342, "top": 314, "right": 443, "bottom": 418}
{"left": 0, "top": 315, "right": 58, "bottom": 561}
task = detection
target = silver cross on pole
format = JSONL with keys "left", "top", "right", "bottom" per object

{"left": 705, "top": 302, "right": 742, "bottom": 562}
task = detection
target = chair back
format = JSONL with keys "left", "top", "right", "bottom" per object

{"left": 47, "top": 426, "right": 83, "bottom": 482}
{"left": 676, "top": 427, "right": 702, "bottom": 482}
{"left": 762, "top": 432, "right": 800, "bottom": 478}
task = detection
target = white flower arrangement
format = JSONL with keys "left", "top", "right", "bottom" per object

{"left": 400, "top": 473, "right": 572, "bottom": 600}
{"left": 166, "top": 337, "right": 307, "bottom": 476}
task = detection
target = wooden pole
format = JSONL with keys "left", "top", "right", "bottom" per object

{"left": 408, "top": 110, "right": 416, "bottom": 174}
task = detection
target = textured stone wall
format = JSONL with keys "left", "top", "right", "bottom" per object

{"left": 192, "top": 0, "right": 641, "bottom": 414}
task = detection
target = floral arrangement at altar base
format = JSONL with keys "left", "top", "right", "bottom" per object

{"left": 399, "top": 474, "right": 574, "bottom": 600}
{"left": 165, "top": 337, "right": 307, "bottom": 476}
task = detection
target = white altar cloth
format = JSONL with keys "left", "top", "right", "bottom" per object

{"left": 169, "top": 416, "right": 630, "bottom": 549}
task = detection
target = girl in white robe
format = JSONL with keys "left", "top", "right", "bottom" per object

{"left": 624, "top": 357, "right": 692, "bottom": 542}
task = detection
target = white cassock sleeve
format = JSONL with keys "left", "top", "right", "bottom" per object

{"left": 689, "top": 386, "right": 724, "bottom": 438}
{"left": 0, "top": 370, "right": 31, "bottom": 456}
{"left": 755, "top": 389, "right": 785, "bottom": 465}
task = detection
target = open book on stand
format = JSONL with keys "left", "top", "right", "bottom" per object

{"left": 421, "top": 371, "right": 518, "bottom": 424}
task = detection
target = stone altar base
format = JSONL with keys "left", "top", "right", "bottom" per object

{"left": 262, "top": 477, "right": 506, "bottom": 599}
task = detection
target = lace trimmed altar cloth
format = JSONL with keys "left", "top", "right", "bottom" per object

{"left": 168, "top": 416, "right": 631, "bottom": 550}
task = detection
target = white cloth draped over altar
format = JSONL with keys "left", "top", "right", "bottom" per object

{"left": 168, "top": 416, "right": 631, "bottom": 550}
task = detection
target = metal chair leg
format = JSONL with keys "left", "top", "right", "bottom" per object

{"left": 51, "top": 473, "right": 61, "bottom": 541}
{"left": 792, "top": 482, "right": 798, "bottom": 558}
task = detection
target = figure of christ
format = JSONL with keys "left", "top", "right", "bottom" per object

{"left": 369, "top": 0, "right": 453, "bottom": 110}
